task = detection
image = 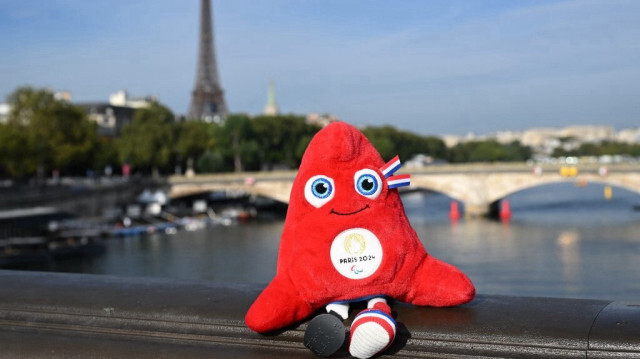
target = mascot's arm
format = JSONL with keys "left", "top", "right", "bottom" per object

{"left": 245, "top": 275, "right": 315, "bottom": 333}
{"left": 404, "top": 255, "right": 475, "bottom": 307}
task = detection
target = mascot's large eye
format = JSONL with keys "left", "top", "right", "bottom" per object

{"left": 354, "top": 169, "right": 382, "bottom": 199}
{"left": 304, "top": 175, "right": 335, "bottom": 208}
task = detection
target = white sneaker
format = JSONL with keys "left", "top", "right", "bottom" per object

{"left": 348, "top": 304, "right": 396, "bottom": 359}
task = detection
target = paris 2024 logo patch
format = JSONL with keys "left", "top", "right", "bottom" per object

{"left": 330, "top": 228, "right": 383, "bottom": 279}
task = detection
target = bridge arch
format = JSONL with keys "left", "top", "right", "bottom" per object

{"left": 486, "top": 176, "right": 640, "bottom": 206}
{"left": 410, "top": 171, "right": 640, "bottom": 217}
{"left": 169, "top": 179, "right": 293, "bottom": 204}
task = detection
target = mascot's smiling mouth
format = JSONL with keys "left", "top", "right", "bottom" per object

{"left": 330, "top": 205, "right": 370, "bottom": 216}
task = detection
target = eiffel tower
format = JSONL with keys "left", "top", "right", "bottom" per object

{"left": 189, "top": 0, "right": 227, "bottom": 122}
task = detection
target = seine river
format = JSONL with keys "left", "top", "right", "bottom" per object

{"left": 40, "top": 182, "right": 640, "bottom": 301}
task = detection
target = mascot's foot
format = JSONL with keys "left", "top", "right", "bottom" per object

{"left": 304, "top": 312, "right": 346, "bottom": 357}
{"left": 348, "top": 302, "right": 396, "bottom": 359}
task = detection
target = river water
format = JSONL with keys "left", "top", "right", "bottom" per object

{"left": 38, "top": 182, "right": 640, "bottom": 301}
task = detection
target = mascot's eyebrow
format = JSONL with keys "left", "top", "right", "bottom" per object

{"left": 380, "top": 155, "right": 410, "bottom": 189}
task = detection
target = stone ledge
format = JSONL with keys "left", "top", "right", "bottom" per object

{"left": 0, "top": 270, "right": 638, "bottom": 358}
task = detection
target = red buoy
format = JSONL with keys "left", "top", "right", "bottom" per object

{"left": 500, "top": 199, "right": 511, "bottom": 221}
{"left": 449, "top": 201, "right": 460, "bottom": 221}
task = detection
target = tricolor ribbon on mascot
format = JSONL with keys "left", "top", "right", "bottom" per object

{"left": 380, "top": 155, "right": 410, "bottom": 189}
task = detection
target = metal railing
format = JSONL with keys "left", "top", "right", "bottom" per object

{"left": 0, "top": 270, "right": 638, "bottom": 358}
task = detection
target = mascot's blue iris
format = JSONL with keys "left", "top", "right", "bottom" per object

{"left": 356, "top": 174, "right": 378, "bottom": 196}
{"left": 312, "top": 178, "right": 333, "bottom": 199}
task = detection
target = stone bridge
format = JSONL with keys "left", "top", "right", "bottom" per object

{"left": 170, "top": 172, "right": 295, "bottom": 204}
{"left": 169, "top": 163, "right": 640, "bottom": 217}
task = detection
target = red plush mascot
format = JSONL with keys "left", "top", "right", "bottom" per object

{"left": 245, "top": 122, "right": 475, "bottom": 358}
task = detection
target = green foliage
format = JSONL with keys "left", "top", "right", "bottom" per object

{"left": 174, "top": 120, "right": 215, "bottom": 172}
{"left": 0, "top": 87, "right": 98, "bottom": 178}
{"left": 93, "top": 138, "right": 120, "bottom": 173}
{"left": 362, "top": 125, "right": 447, "bottom": 161}
{"left": 553, "top": 141, "right": 640, "bottom": 157}
{"left": 118, "top": 102, "right": 176, "bottom": 175}
{"left": 0, "top": 119, "right": 35, "bottom": 178}
{"left": 447, "top": 140, "right": 531, "bottom": 163}
{"left": 213, "top": 114, "right": 260, "bottom": 172}
{"left": 196, "top": 150, "right": 227, "bottom": 173}
{"left": 186, "top": 114, "right": 320, "bottom": 173}
{"left": 251, "top": 115, "right": 321, "bottom": 169}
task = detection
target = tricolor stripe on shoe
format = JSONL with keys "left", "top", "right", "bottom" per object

{"left": 349, "top": 309, "right": 396, "bottom": 359}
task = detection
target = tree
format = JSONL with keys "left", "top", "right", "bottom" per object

{"left": 361, "top": 126, "right": 397, "bottom": 160}
{"left": 196, "top": 150, "right": 227, "bottom": 173}
{"left": 447, "top": 140, "right": 531, "bottom": 163}
{"left": 93, "top": 137, "right": 120, "bottom": 175}
{"left": 0, "top": 87, "right": 97, "bottom": 179}
{"left": 218, "top": 114, "right": 259, "bottom": 172}
{"left": 118, "top": 102, "right": 175, "bottom": 177}
{"left": 174, "top": 120, "right": 214, "bottom": 173}
{"left": 251, "top": 115, "right": 320, "bottom": 170}
{"left": 0, "top": 120, "right": 34, "bottom": 178}
{"left": 361, "top": 125, "right": 448, "bottom": 161}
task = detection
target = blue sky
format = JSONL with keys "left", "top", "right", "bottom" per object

{"left": 1, "top": 0, "right": 639, "bottom": 135}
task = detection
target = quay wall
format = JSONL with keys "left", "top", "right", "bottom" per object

{"left": 0, "top": 270, "right": 638, "bottom": 358}
{"left": 0, "top": 178, "right": 166, "bottom": 217}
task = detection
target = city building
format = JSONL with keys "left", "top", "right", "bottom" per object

{"left": 306, "top": 113, "right": 338, "bottom": 127}
{"left": 559, "top": 126, "right": 615, "bottom": 143}
{"left": 617, "top": 128, "right": 640, "bottom": 144}
{"left": 441, "top": 135, "right": 461, "bottom": 148}
{"left": 78, "top": 90, "right": 154, "bottom": 138}
{"left": 405, "top": 154, "right": 442, "bottom": 169}
{"left": 54, "top": 91, "right": 72, "bottom": 102}
{"left": 441, "top": 125, "right": 639, "bottom": 158}
{"left": 494, "top": 130, "right": 524, "bottom": 145}
{"left": 109, "top": 90, "right": 156, "bottom": 109}
{"left": 520, "top": 128, "right": 558, "bottom": 147}
{"left": 0, "top": 103, "right": 10, "bottom": 124}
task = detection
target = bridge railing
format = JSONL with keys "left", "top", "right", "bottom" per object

{"left": 2, "top": 270, "right": 637, "bottom": 358}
